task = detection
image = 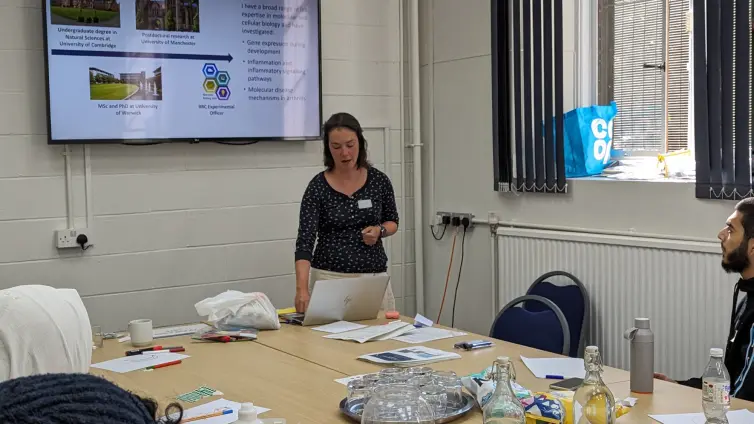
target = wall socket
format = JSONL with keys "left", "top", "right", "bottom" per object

{"left": 435, "top": 211, "right": 475, "bottom": 228}
{"left": 56, "top": 228, "right": 92, "bottom": 249}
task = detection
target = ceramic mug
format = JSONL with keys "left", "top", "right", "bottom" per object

{"left": 128, "top": 319, "right": 153, "bottom": 347}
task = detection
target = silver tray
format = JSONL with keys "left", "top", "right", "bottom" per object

{"left": 338, "top": 392, "right": 475, "bottom": 423}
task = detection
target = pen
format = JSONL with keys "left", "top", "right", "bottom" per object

{"left": 146, "top": 360, "right": 182, "bottom": 370}
{"left": 181, "top": 408, "right": 233, "bottom": 423}
{"left": 125, "top": 346, "right": 163, "bottom": 356}
{"left": 545, "top": 375, "right": 564, "bottom": 379}
{"left": 144, "top": 348, "right": 185, "bottom": 354}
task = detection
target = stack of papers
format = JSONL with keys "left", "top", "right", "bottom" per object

{"left": 311, "top": 321, "right": 367, "bottom": 334}
{"left": 91, "top": 352, "right": 189, "bottom": 374}
{"left": 358, "top": 346, "right": 461, "bottom": 367}
{"left": 650, "top": 409, "right": 754, "bottom": 423}
{"left": 520, "top": 356, "right": 586, "bottom": 379}
{"left": 324, "top": 321, "right": 415, "bottom": 343}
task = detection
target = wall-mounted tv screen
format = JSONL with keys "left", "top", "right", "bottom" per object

{"left": 43, "top": 0, "right": 322, "bottom": 144}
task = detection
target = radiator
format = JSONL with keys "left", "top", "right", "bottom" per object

{"left": 497, "top": 227, "right": 732, "bottom": 380}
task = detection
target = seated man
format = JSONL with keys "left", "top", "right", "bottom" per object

{"left": 656, "top": 198, "right": 754, "bottom": 401}
{"left": 0, "top": 285, "right": 92, "bottom": 382}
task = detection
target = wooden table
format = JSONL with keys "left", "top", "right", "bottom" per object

{"left": 255, "top": 316, "right": 630, "bottom": 391}
{"left": 92, "top": 337, "right": 351, "bottom": 423}
{"left": 92, "top": 317, "right": 754, "bottom": 423}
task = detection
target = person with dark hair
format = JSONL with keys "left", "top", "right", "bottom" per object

{"left": 294, "top": 112, "right": 399, "bottom": 313}
{"left": 655, "top": 197, "right": 754, "bottom": 401}
{"left": 0, "top": 373, "right": 183, "bottom": 423}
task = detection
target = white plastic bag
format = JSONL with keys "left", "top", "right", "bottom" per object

{"left": 194, "top": 290, "right": 281, "bottom": 330}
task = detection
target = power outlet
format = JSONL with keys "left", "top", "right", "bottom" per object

{"left": 450, "top": 212, "right": 475, "bottom": 228}
{"left": 56, "top": 228, "right": 92, "bottom": 249}
{"left": 435, "top": 211, "right": 451, "bottom": 225}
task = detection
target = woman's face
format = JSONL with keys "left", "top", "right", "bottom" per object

{"left": 328, "top": 127, "right": 359, "bottom": 171}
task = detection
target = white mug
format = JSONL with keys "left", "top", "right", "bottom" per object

{"left": 128, "top": 319, "right": 153, "bottom": 347}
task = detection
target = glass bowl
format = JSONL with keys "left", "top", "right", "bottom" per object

{"left": 360, "top": 384, "right": 435, "bottom": 424}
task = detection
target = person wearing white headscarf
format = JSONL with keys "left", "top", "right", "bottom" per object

{"left": 0, "top": 285, "right": 92, "bottom": 383}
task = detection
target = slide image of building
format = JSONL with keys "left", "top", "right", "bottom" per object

{"left": 135, "top": 0, "right": 199, "bottom": 33}
{"left": 89, "top": 66, "right": 162, "bottom": 101}
{"left": 49, "top": 0, "right": 121, "bottom": 28}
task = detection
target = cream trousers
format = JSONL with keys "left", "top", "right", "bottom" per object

{"left": 308, "top": 268, "right": 396, "bottom": 312}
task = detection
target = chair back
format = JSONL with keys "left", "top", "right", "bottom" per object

{"left": 525, "top": 271, "right": 589, "bottom": 357}
{"left": 489, "top": 295, "right": 570, "bottom": 356}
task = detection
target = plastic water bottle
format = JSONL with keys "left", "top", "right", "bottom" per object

{"left": 236, "top": 403, "right": 263, "bottom": 424}
{"left": 702, "top": 348, "right": 731, "bottom": 423}
{"left": 623, "top": 317, "right": 654, "bottom": 393}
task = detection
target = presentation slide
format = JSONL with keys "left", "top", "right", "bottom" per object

{"left": 44, "top": 0, "right": 321, "bottom": 143}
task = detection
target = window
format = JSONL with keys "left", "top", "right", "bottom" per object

{"left": 598, "top": 0, "right": 691, "bottom": 154}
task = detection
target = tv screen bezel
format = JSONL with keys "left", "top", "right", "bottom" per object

{"left": 42, "top": 0, "right": 323, "bottom": 145}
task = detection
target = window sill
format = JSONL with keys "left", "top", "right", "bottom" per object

{"left": 574, "top": 155, "right": 695, "bottom": 183}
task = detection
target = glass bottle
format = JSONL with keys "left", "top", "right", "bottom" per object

{"left": 482, "top": 356, "right": 526, "bottom": 424}
{"left": 573, "top": 346, "right": 616, "bottom": 424}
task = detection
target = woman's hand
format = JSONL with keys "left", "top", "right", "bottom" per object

{"left": 295, "top": 288, "right": 311, "bottom": 313}
{"left": 362, "top": 226, "right": 381, "bottom": 245}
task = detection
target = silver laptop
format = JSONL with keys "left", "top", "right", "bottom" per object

{"left": 297, "top": 275, "right": 390, "bottom": 326}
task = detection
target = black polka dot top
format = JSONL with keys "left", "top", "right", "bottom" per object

{"left": 295, "top": 166, "right": 400, "bottom": 274}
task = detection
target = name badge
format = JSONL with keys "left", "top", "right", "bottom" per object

{"left": 357, "top": 199, "right": 373, "bottom": 209}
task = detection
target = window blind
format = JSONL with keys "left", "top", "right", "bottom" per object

{"left": 492, "top": 0, "right": 566, "bottom": 194}
{"left": 694, "top": 0, "right": 752, "bottom": 199}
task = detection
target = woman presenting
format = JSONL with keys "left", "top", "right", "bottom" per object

{"left": 294, "top": 112, "right": 399, "bottom": 313}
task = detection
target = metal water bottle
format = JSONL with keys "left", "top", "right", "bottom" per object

{"left": 623, "top": 317, "right": 654, "bottom": 393}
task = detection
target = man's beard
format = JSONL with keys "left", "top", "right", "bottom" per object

{"left": 722, "top": 241, "right": 750, "bottom": 274}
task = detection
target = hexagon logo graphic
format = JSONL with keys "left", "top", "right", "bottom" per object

{"left": 216, "top": 86, "right": 231, "bottom": 100}
{"left": 202, "top": 63, "right": 218, "bottom": 78}
{"left": 216, "top": 71, "right": 230, "bottom": 87}
{"left": 203, "top": 78, "right": 218, "bottom": 93}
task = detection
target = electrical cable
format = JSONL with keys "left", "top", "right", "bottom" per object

{"left": 436, "top": 226, "right": 459, "bottom": 323}
{"left": 430, "top": 223, "right": 447, "bottom": 240}
{"left": 450, "top": 223, "right": 468, "bottom": 328}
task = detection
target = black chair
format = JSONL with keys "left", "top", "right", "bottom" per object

{"left": 524, "top": 271, "right": 589, "bottom": 358}
{"left": 489, "top": 295, "right": 570, "bottom": 356}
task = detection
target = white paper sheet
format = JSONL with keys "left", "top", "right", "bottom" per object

{"left": 335, "top": 374, "right": 368, "bottom": 385}
{"left": 311, "top": 321, "right": 367, "bottom": 334}
{"left": 91, "top": 353, "right": 189, "bottom": 373}
{"left": 414, "top": 314, "right": 433, "bottom": 327}
{"left": 359, "top": 346, "right": 461, "bottom": 367}
{"left": 649, "top": 409, "right": 754, "bottom": 424}
{"left": 324, "top": 321, "right": 414, "bottom": 343}
{"left": 391, "top": 327, "right": 467, "bottom": 344}
{"left": 164, "top": 399, "right": 269, "bottom": 423}
{"left": 520, "top": 356, "right": 586, "bottom": 379}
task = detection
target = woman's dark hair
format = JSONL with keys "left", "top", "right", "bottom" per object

{"left": 0, "top": 373, "right": 184, "bottom": 424}
{"left": 322, "top": 112, "right": 370, "bottom": 170}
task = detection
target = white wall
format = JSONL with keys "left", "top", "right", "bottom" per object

{"left": 0, "top": 0, "right": 415, "bottom": 332}
{"left": 421, "top": 0, "right": 733, "bottom": 335}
